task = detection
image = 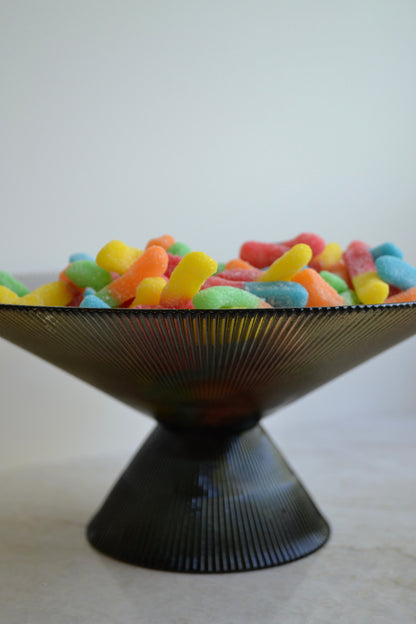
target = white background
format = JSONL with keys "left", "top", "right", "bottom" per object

{"left": 1, "top": 1, "right": 415, "bottom": 469}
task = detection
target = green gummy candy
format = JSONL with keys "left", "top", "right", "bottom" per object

{"left": 193, "top": 286, "right": 262, "bottom": 309}
{"left": 214, "top": 262, "right": 227, "bottom": 275}
{"left": 340, "top": 288, "right": 360, "bottom": 305}
{"left": 65, "top": 261, "right": 113, "bottom": 290}
{"left": 167, "top": 242, "right": 192, "bottom": 256}
{"left": 320, "top": 270, "right": 348, "bottom": 293}
{"left": 0, "top": 271, "right": 30, "bottom": 296}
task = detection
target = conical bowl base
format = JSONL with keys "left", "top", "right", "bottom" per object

{"left": 87, "top": 424, "right": 330, "bottom": 572}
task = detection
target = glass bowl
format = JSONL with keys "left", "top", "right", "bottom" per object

{"left": 1, "top": 300, "right": 415, "bottom": 572}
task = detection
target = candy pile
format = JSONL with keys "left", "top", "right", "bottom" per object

{"left": 1, "top": 234, "right": 416, "bottom": 309}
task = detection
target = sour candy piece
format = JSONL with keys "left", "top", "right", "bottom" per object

{"left": 96, "top": 240, "right": 142, "bottom": 275}
{"left": 323, "top": 260, "right": 352, "bottom": 287}
{"left": 214, "top": 262, "right": 227, "bottom": 275}
{"left": 291, "top": 268, "right": 345, "bottom": 307}
{"left": 0, "top": 271, "right": 30, "bottom": 296}
{"left": 375, "top": 256, "right": 416, "bottom": 291}
{"left": 0, "top": 285, "right": 20, "bottom": 303}
{"left": 258, "top": 244, "right": 312, "bottom": 282}
{"left": 96, "top": 245, "right": 169, "bottom": 307}
{"left": 146, "top": 234, "right": 175, "bottom": 250}
{"left": 80, "top": 294, "right": 111, "bottom": 308}
{"left": 385, "top": 286, "right": 416, "bottom": 304}
{"left": 370, "top": 242, "right": 404, "bottom": 261}
{"left": 201, "top": 276, "right": 245, "bottom": 290}
{"left": 130, "top": 277, "right": 167, "bottom": 307}
{"left": 340, "top": 289, "right": 360, "bottom": 305}
{"left": 64, "top": 260, "right": 113, "bottom": 291}
{"left": 280, "top": 232, "right": 326, "bottom": 258}
{"left": 165, "top": 253, "right": 183, "bottom": 278}
{"left": 18, "top": 281, "right": 74, "bottom": 306}
{"left": 167, "top": 242, "right": 192, "bottom": 257}
{"left": 244, "top": 281, "right": 309, "bottom": 307}
{"left": 69, "top": 252, "right": 94, "bottom": 263}
{"left": 217, "top": 268, "right": 263, "bottom": 282}
{"left": 193, "top": 285, "right": 268, "bottom": 309}
{"left": 225, "top": 258, "right": 254, "bottom": 271}
{"left": 239, "top": 241, "right": 289, "bottom": 268}
{"left": 160, "top": 251, "right": 217, "bottom": 308}
{"left": 319, "top": 270, "right": 348, "bottom": 294}
{"left": 311, "top": 242, "right": 343, "bottom": 270}
{"left": 343, "top": 241, "right": 389, "bottom": 305}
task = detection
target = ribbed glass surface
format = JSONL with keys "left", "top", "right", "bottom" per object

{"left": 0, "top": 303, "right": 415, "bottom": 428}
{"left": 1, "top": 302, "right": 415, "bottom": 571}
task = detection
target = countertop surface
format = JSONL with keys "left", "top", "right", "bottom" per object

{"left": 1, "top": 405, "right": 415, "bottom": 624}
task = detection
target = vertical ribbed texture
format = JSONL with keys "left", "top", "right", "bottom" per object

{"left": 87, "top": 425, "right": 330, "bottom": 572}
{"left": 0, "top": 304, "right": 415, "bottom": 428}
{"left": 1, "top": 303, "right": 415, "bottom": 571}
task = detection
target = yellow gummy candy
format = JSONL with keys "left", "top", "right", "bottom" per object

{"left": 315, "top": 242, "right": 343, "bottom": 268}
{"left": 0, "top": 285, "right": 20, "bottom": 304}
{"left": 258, "top": 244, "right": 312, "bottom": 282}
{"left": 352, "top": 271, "right": 389, "bottom": 305}
{"left": 96, "top": 240, "right": 143, "bottom": 275}
{"left": 160, "top": 251, "right": 217, "bottom": 306}
{"left": 17, "top": 281, "right": 73, "bottom": 306}
{"left": 130, "top": 277, "right": 167, "bottom": 307}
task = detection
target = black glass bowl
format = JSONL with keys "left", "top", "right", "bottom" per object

{"left": 1, "top": 301, "right": 415, "bottom": 572}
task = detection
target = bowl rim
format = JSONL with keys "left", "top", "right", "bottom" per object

{"left": 0, "top": 301, "right": 415, "bottom": 317}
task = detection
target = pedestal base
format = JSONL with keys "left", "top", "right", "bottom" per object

{"left": 87, "top": 425, "right": 330, "bottom": 572}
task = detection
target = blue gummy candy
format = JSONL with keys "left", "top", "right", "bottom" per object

{"left": 375, "top": 255, "right": 416, "bottom": 290}
{"left": 370, "top": 242, "right": 403, "bottom": 261}
{"left": 83, "top": 287, "right": 96, "bottom": 297}
{"left": 69, "top": 252, "right": 95, "bottom": 263}
{"left": 244, "top": 281, "right": 309, "bottom": 308}
{"left": 79, "top": 294, "right": 111, "bottom": 308}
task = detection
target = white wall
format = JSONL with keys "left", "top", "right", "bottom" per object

{"left": 1, "top": 1, "right": 415, "bottom": 468}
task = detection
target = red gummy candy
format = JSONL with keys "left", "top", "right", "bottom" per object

{"left": 239, "top": 242, "right": 289, "bottom": 268}
{"left": 281, "top": 233, "right": 326, "bottom": 258}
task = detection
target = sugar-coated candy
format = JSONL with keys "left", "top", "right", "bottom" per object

{"left": 96, "top": 245, "right": 169, "bottom": 307}
{"left": 0, "top": 285, "right": 20, "bottom": 303}
{"left": 311, "top": 243, "right": 343, "bottom": 271}
{"left": 160, "top": 251, "right": 217, "bottom": 308}
{"left": 201, "top": 276, "right": 245, "bottom": 290}
{"left": 258, "top": 244, "right": 312, "bottom": 282}
{"left": 217, "top": 268, "right": 263, "bottom": 282}
{"left": 244, "top": 281, "right": 309, "bottom": 308}
{"left": 65, "top": 260, "right": 113, "bottom": 291}
{"left": 0, "top": 271, "right": 31, "bottom": 297}
{"left": 385, "top": 286, "right": 416, "bottom": 304}
{"left": 375, "top": 256, "right": 416, "bottom": 291}
{"left": 340, "top": 289, "right": 360, "bottom": 305}
{"left": 96, "top": 240, "right": 142, "bottom": 275}
{"left": 146, "top": 234, "right": 175, "bottom": 250}
{"left": 167, "top": 242, "right": 192, "bottom": 257}
{"left": 18, "top": 281, "right": 74, "bottom": 306}
{"left": 343, "top": 241, "right": 389, "bottom": 305}
{"left": 193, "top": 286, "right": 269, "bottom": 309}
{"left": 319, "top": 271, "right": 348, "bottom": 294}
{"left": 69, "top": 252, "right": 94, "bottom": 263}
{"left": 1, "top": 232, "right": 415, "bottom": 310}
{"left": 280, "top": 232, "right": 326, "bottom": 258}
{"left": 291, "top": 269, "right": 345, "bottom": 307}
{"left": 130, "top": 277, "right": 167, "bottom": 307}
{"left": 239, "top": 241, "right": 289, "bottom": 268}
{"left": 214, "top": 262, "right": 227, "bottom": 275}
{"left": 225, "top": 258, "right": 254, "bottom": 271}
{"left": 371, "top": 242, "right": 403, "bottom": 261}
{"left": 80, "top": 294, "right": 111, "bottom": 308}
